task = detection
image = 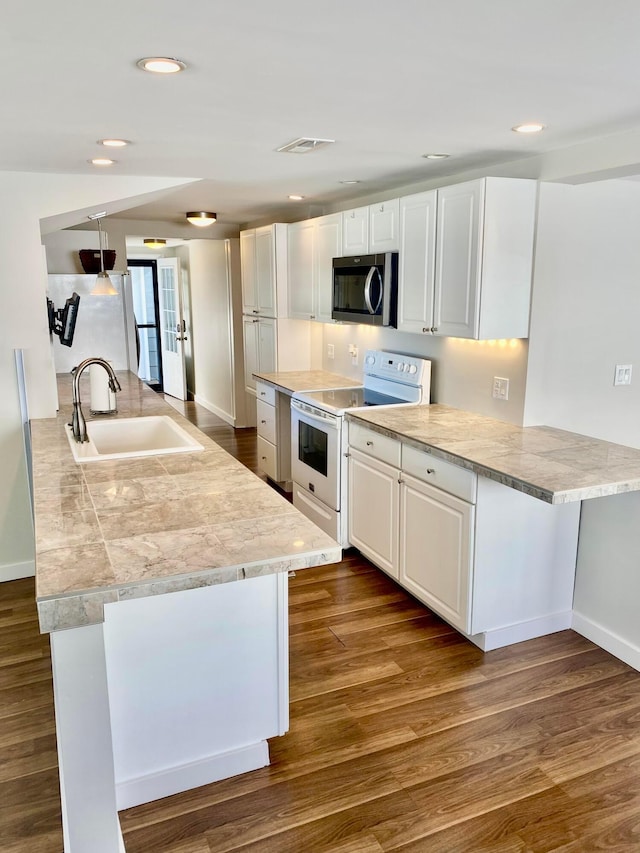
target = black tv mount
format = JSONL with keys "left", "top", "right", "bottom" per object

{"left": 47, "top": 292, "right": 80, "bottom": 347}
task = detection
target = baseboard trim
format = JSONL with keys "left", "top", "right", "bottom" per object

{"left": 115, "top": 740, "right": 270, "bottom": 810}
{"left": 0, "top": 559, "right": 35, "bottom": 583}
{"left": 469, "top": 611, "right": 573, "bottom": 652}
{"left": 193, "top": 394, "right": 236, "bottom": 427}
{"left": 572, "top": 611, "right": 640, "bottom": 673}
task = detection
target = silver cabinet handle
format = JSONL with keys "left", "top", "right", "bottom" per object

{"left": 422, "top": 327, "right": 430, "bottom": 333}
{"left": 366, "top": 440, "right": 373, "bottom": 446}
{"left": 431, "top": 327, "right": 438, "bottom": 333}
{"left": 426, "top": 468, "right": 435, "bottom": 475}
{"left": 260, "top": 419, "right": 267, "bottom": 424}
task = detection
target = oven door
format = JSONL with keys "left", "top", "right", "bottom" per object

{"left": 291, "top": 400, "right": 341, "bottom": 510}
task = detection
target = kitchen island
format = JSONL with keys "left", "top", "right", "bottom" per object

{"left": 32, "top": 372, "right": 341, "bottom": 853}
{"left": 345, "top": 403, "right": 640, "bottom": 653}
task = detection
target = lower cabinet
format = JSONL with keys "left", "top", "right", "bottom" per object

{"left": 255, "top": 380, "right": 292, "bottom": 487}
{"left": 347, "top": 423, "right": 581, "bottom": 650}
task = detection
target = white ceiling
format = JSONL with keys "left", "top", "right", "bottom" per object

{"left": 4, "top": 0, "right": 640, "bottom": 227}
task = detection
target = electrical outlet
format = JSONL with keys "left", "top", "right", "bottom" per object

{"left": 492, "top": 376, "right": 509, "bottom": 401}
{"left": 327, "top": 344, "right": 335, "bottom": 359}
{"left": 348, "top": 344, "right": 359, "bottom": 366}
{"left": 614, "top": 364, "right": 632, "bottom": 386}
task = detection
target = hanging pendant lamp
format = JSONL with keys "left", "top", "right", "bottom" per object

{"left": 88, "top": 212, "right": 118, "bottom": 296}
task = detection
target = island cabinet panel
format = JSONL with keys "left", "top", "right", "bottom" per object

{"left": 102, "top": 573, "right": 289, "bottom": 810}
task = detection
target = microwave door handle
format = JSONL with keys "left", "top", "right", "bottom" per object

{"left": 364, "top": 266, "right": 383, "bottom": 314}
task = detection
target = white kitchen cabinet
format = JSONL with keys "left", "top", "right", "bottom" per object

{"left": 287, "top": 213, "right": 342, "bottom": 322}
{"left": 347, "top": 423, "right": 581, "bottom": 650}
{"left": 397, "top": 190, "right": 437, "bottom": 334}
{"left": 243, "top": 316, "right": 276, "bottom": 393}
{"left": 255, "top": 380, "right": 292, "bottom": 486}
{"left": 348, "top": 448, "right": 399, "bottom": 579}
{"left": 433, "top": 178, "right": 536, "bottom": 339}
{"left": 342, "top": 206, "right": 369, "bottom": 255}
{"left": 369, "top": 199, "right": 400, "bottom": 252}
{"left": 240, "top": 224, "right": 288, "bottom": 318}
{"left": 342, "top": 200, "right": 400, "bottom": 255}
{"left": 399, "top": 472, "right": 474, "bottom": 633}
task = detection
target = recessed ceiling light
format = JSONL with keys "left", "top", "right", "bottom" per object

{"left": 276, "top": 137, "right": 335, "bottom": 154}
{"left": 422, "top": 153, "right": 450, "bottom": 160}
{"left": 143, "top": 238, "right": 167, "bottom": 248}
{"left": 89, "top": 158, "right": 116, "bottom": 166}
{"left": 137, "top": 57, "right": 186, "bottom": 74}
{"left": 288, "top": 194, "right": 305, "bottom": 201}
{"left": 97, "top": 138, "right": 130, "bottom": 148}
{"left": 340, "top": 180, "right": 360, "bottom": 185}
{"left": 512, "top": 123, "right": 545, "bottom": 134}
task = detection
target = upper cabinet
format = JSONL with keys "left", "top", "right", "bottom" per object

{"left": 287, "top": 213, "right": 342, "bottom": 322}
{"left": 398, "top": 178, "right": 536, "bottom": 339}
{"left": 240, "top": 224, "right": 288, "bottom": 318}
{"left": 342, "top": 199, "right": 399, "bottom": 255}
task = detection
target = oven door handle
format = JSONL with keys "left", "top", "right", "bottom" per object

{"left": 364, "top": 266, "right": 383, "bottom": 315}
{"left": 291, "top": 399, "right": 340, "bottom": 429}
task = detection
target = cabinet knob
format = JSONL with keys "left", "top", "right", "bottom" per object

{"left": 261, "top": 456, "right": 267, "bottom": 460}
{"left": 310, "top": 314, "right": 315, "bottom": 320}
{"left": 366, "top": 440, "right": 373, "bottom": 446}
{"left": 426, "top": 468, "right": 435, "bottom": 475}
{"left": 260, "top": 419, "right": 267, "bottom": 424}
{"left": 431, "top": 326, "right": 438, "bottom": 333}
{"left": 422, "top": 327, "right": 429, "bottom": 333}
{"left": 252, "top": 309, "right": 259, "bottom": 314}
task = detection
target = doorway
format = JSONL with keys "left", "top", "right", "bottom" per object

{"left": 128, "top": 259, "right": 163, "bottom": 392}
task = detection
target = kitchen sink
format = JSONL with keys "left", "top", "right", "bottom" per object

{"left": 65, "top": 415, "right": 204, "bottom": 463}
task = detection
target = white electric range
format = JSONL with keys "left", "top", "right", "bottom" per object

{"left": 290, "top": 350, "right": 431, "bottom": 545}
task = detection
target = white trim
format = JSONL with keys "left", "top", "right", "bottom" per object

{"left": 0, "top": 559, "right": 35, "bottom": 583}
{"left": 468, "top": 611, "right": 573, "bottom": 652}
{"left": 572, "top": 610, "right": 640, "bottom": 673}
{"left": 193, "top": 393, "right": 236, "bottom": 426}
{"left": 115, "top": 741, "right": 270, "bottom": 811}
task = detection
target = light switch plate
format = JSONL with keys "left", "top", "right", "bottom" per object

{"left": 614, "top": 364, "right": 632, "bottom": 386}
{"left": 327, "top": 344, "right": 335, "bottom": 359}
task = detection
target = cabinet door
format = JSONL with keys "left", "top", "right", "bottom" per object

{"left": 257, "top": 317, "right": 277, "bottom": 375}
{"left": 369, "top": 199, "right": 399, "bottom": 252}
{"left": 434, "top": 180, "right": 483, "bottom": 339}
{"left": 242, "top": 317, "right": 259, "bottom": 393}
{"left": 342, "top": 207, "right": 369, "bottom": 255}
{"left": 287, "top": 220, "right": 315, "bottom": 319}
{"left": 348, "top": 449, "right": 399, "bottom": 579}
{"left": 399, "top": 473, "right": 474, "bottom": 632}
{"left": 397, "top": 191, "right": 436, "bottom": 334}
{"left": 255, "top": 226, "right": 277, "bottom": 317}
{"left": 240, "top": 230, "right": 257, "bottom": 315}
{"left": 315, "top": 213, "right": 342, "bottom": 322}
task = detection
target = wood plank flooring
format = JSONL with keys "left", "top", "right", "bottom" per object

{"left": 3, "top": 398, "right": 640, "bottom": 851}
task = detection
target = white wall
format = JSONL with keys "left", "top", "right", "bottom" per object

{"left": 322, "top": 324, "right": 528, "bottom": 424}
{"left": 525, "top": 179, "right": 640, "bottom": 668}
{"left": 525, "top": 181, "right": 640, "bottom": 446}
{"left": 0, "top": 172, "right": 192, "bottom": 580}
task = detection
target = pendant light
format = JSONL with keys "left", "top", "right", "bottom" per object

{"left": 88, "top": 212, "right": 118, "bottom": 296}
{"left": 186, "top": 211, "right": 217, "bottom": 227}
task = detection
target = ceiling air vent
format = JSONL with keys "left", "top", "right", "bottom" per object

{"left": 276, "top": 137, "right": 335, "bottom": 154}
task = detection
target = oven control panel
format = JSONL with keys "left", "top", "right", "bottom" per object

{"left": 363, "top": 350, "right": 429, "bottom": 386}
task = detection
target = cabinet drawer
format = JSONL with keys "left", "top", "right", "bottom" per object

{"left": 257, "top": 436, "right": 278, "bottom": 481}
{"left": 255, "top": 381, "right": 276, "bottom": 406}
{"left": 349, "top": 422, "right": 401, "bottom": 468}
{"left": 256, "top": 399, "right": 276, "bottom": 444}
{"left": 402, "top": 443, "right": 477, "bottom": 504}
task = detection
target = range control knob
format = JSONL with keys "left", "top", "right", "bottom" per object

{"left": 365, "top": 354, "right": 375, "bottom": 365}
{"left": 403, "top": 363, "right": 411, "bottom": 372}
{"left": 397, "top": 362, "right": 404, "bottom": 371}
{"left": 408, "top": 364, "right": 418, "bottom": 374}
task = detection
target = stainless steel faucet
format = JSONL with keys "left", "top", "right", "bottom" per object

{"left": 70, "top": 358, "right": 122, "bottom": 443}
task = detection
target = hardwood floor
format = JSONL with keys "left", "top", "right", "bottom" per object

{"left": 3, "top": 399, "right": 640, "bottom": 851}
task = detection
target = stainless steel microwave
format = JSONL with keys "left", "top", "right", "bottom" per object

{"left": 332, "top": 252, "right": 398, "bottom": 327}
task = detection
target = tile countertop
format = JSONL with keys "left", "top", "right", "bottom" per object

{"left": 253, "top": 369, "right": 357, "bottom": 395}
{"left": 347, "top": 404, "right": 640, "bottom": 505}
{"left": 31, "top": 372, "right": 341, "bottom": 634}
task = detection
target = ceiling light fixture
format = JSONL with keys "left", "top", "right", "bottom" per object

{"left": 276, "top": 137, "right": 335, "bottom": 154}
{"left": 512, "top": 123, "right": 545, "bottom": 134}
{"left": 422, "top": 153, "right": 450, "bottom": 160}
{"left": 97, "top": 138, "right": 130, "bottom": 148}
{"left": 340, "top": 180, "right": 360, "bottom": 185}
{"left": 288, "top": 194, "right": 305, "bottom": 201}
{"left": 89, "top": 158, "right": 116, "bottom": 166}
{"left": 186, "top": 211, "right": 217, "bottom": 227}
{"left": 137, "top": 57, "right": 186, "bottom": 74}
{"left": 143, "top": 238, "right": 167, "bottom": 248}
{"left": 87, "top": 212, "right": 118, "bottom": 296}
